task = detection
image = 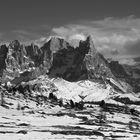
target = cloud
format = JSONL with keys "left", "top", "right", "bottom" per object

{"left": 68, "top": 34, "right": 86, "bottom": 46}
{"left": 3, "top": 24, "right": 51, "bottom": 43}
{"left": 8, "top": 30, "right": 44, "bottom": 44}
{"left": 119, "top": 58, "right": 137, "bottom": 66}
{"left": 13, "top": 30, "right": 32, "bottom": 35}
{"left": 0, "top": 32, "right": 6, "bottom": 42}
{"left": 52, "top": 16, "right": 140, "bottom": 62}
{"left": 124, "top": 40, "right": 140, "bottom": 56}
{"left": 69, "top": 34, "right": 86, "bottom": 41}
{"left": 110, "top": 49, "right": 119, "bottom": 56}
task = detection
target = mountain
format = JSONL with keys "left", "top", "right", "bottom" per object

{"left": 0, "top": 35, "right": 135, "bottom": 93}
{"left": 0, "top": 36, "right": 113, "bottom": 83}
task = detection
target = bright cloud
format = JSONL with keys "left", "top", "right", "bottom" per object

{"left": 119, "top": 58, "right": 137, "bottom": 66}
{"left": 69, "top": 34, "right": 86, "bottom": 41}
{"left": 52, "top": 16, "right": 140, "bottom": 62}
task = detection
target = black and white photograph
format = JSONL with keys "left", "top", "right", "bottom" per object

{"left": 0, "top": 0, "right": 140, "bottom": 139}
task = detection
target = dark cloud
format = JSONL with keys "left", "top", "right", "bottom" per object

{"left": 110, "top": 49, "right": 119, "bottom": 55}
{"left": 133, "top": 56, "right": 140, "bottom": 62}
{"left": 0, "top": 0, "right": 140, "bottom": 31}
{"left": 124, "top": 40, "right": 140, "bottom": 56}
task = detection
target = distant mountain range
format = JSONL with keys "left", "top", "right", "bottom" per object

{"left": 0, "top": 35, "right": 140, "bottom": 92}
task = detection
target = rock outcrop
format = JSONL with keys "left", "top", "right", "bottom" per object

{"left": 83, "top": 36, "right": 114, "bottom": 80}
{"left": 0, "top": 45, "right": 8, "bottom": 79}
{"left": 108, "top": 61, "right": 129, "bottom": 79}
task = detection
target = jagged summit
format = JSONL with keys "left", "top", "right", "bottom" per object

{"left": 9, "top": 40, "right": 20, "bottom": 48}
{"left": 44, "top": 35, "right": 114, "bottom": 81}
{"left": 86, "top": 35, "right": 97, "bottom": 54}
{"left": 85, "top": 35, "right": 94, "bottom": 46}
{"left": 79, "top": 35, "right": 97, "bottom": 55}
{"left": 47, "top": 36, "right": 70, "bottom": 52}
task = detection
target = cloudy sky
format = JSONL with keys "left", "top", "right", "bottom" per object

{"left": 0, "top": 0, "right": 140, "bottom": 64}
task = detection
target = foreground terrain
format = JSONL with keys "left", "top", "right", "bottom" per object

{"left": 0, "top": 89, "right": 140, "bottom": 140}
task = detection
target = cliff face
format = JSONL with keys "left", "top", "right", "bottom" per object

{"left": 48, "top": 38, "right": 88, "bottom": 81}
{"left": 48, "top": 36, "right": 114, "bottom": 81}
{"left": 0, "top": 36, "right": 125, "bottom": 85}
{"left": 108, "top": 61, "right": 129, "bottom": 79}
{"left": 83, "top": 36, "right": 114, "bottom": 80}
{"left": 0, "top": 45, "right": 8, "bottom": 78}
{"left": 6, "top": 40, "right": 28, "bottom": 71}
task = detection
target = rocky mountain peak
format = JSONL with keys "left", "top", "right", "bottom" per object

{"left": 48, "top": 36, "right": 69, "bottom": 52}
{"left": 47, "top": 36, "right": 115, "bottom": 81}
{"left": 85, "top": 35, "right": 94, "bottom": 47}
{"left": 79, "top": 35, "right": 97, "bottom": 55}
{"left": 9, "top": 40, "right": 21, "bottom": 51}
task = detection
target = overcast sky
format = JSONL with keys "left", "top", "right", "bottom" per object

{"left": 0, "top": 0, "right": 140, "bottom": 64}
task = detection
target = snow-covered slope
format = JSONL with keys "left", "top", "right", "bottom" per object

{"left": 0, "top": 80, "right": 140, "bottom": 140}
{"left": 17, "top": 76, "right": 140, "bottom": 105}
{"left": 52, "top": 78, "right": 113, "bottom": 102}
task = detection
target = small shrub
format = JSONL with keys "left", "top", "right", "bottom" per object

{"left": 130, "top": 108, "right": 135, "bottom": 115}
{"left": 17, "top": 102, "right": 21, "bottom": 110}
{"left": 36, "top": 96, "right": 40, "bottom": 106}
{"left": 49, "top": 93, "right": 57, "bottom": 102}
{"left": 43, "top": 96, "right": 47, "bottom": 104}
{"left": 75, "top": 101, "right": 84, "bottom": 110}
{"left": 18, "top": 85, "right": 24, "bottom": 94}
{"left": 78, "top": 101, "right": 84, "bottom": 110}
{"left": 70, "top": 100, "right": 75, "bottom": 108}
{"left": 59, "top": 99, "right": 63, "bottom": 107}
{"left": 99, "top": 100, "right": 107, "bottom": 111}
{"left": 99, "top": 100, "right": 105, "bottom": 107}
{"left": 49, "top": 93, "right": 54, "bottom": 99}
{"left": 99, "top": 111, "right": 106, "bottom": 124}
{"left": 1, "top": 92, "right": 5, "bottom": 106}
{"left": 53, "top": 94, "right": 58, "bottom": 102}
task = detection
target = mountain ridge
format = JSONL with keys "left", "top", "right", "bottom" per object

{"left": 0, "top": 35, "right": 136, "bottom": 92}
